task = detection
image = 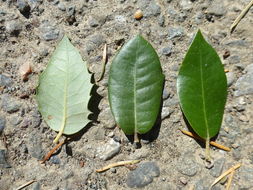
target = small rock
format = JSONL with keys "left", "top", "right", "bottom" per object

{"left": 168, "top": 27, "right": 184, "bottom": 39}
{"left": 0, "top": 149, "right": 11, "bottom": 168}
{"left": 0, "top": 75, "right": 12, "bottom": 87}
{"left": 19, "top": 62, "right": 32, "bottom": 81}
{"left": 27, "top": 132, "right": 44, "bottom": 160}
{"left": 179, "top": 176, "right": 188, "bottom": 185}
{"left": 5, "top": 20, "right": 22, "bottom": 36}
{"left": 9, "top": 115, "right": 22, "bottom": 126}
{"left": 234, "top": 64, "right": 253, "bottom": 96}
{"left": 206, "top": 0, "right": 226, "bottom": 16}
{"left": 126, "top": 161, "right": 160, "bottom": 188}
{"left": 177, "top": 152, "right": 200, "bottom": 176}
{"left": 161, "top": 46, "right": 172, "bottom": 56}
{"left": 225, "top": 40, "right": 247, "bottom": 47}
{"left": 32, "top": 182, "right": 41, "bottom": 190}
{"left": 17, "top": 0, "right": 31, "bottom": 18}
{"left": 88, "top": 17, "right": 99, "bottom": 27}
{"left": 40, "top": 21, "right": 59, "bottom": 41}
{"left": 92, "top": 126, "right": 105, "bottom": 141}
{"left": 210, "top": 158, "right": 225, "bottom": 177}
{"left": 110, "top": 168, "right": 116, "bottom": 173}
{"left": 158, "top": 15, "right": 165, "bottom": 26}
{"left": 57, "top": 2, "right": 66, "bottom": 11}
{"left": 99, "top": 107, "right": 116, "bottom": 129}
{"left": 0, "top": 117, "right": 6, "bottom": 133}
{"left": 163, "top": 96, "right": 179, "bottom": 107}
{"left": 228, "top": 55, "right": 240, "bottom": 64}
{"left": 179, "top": 0, "right": 193, "bottom": 11}
{"left": 162, "top": 88, "right": 170, "bottom": 100}
{"left": 238, "top": 165, "right": 253, "bottom": 189}
{"left": 134, "top": 10, "right": 143, "bottom": 20}
{"left": 89, "top": 34, "right": 105, "bottom": 46}
{"left": 66, "top": 5, "right": 75, "bottom": 17}
{"left": 226, "top": 72, "right": 235, "bottom": 87}
{"left": 129, "top": 147, "right": 149, "bottom": 160}
{"left": 49, "top": 155, "right": 61, "bottom": 164}
{"left": 138, "top": 0, "right": 161, "bottom": 17}
{"left": 161, "top": 107, "right": 172, "bottom": 120}
{"left": 96, "top": 139, "right": 121, "bottom": 160}
{"left": 1, "top": 95, "right": 21, "bottom": 113}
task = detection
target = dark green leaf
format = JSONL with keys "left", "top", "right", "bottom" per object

{"left": 108, "top": 35, "right": 164, "bottom": 135}
{"left": 36, "top": 35, "right": 92, "bottom": 143}
{"left": 177, "top": 30, "right": 227, "bottom": 140}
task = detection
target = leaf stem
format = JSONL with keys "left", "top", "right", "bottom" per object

{"left": 134, "top": 132, "right": 139, "bottom": 143}
{"left": 53, "top": 130, "right": 64, "bottom": 144}
{"left": 205, "top": 138, "right": 211, "bottom": 161}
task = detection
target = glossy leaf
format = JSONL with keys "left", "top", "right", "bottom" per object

{"left": 36, "top": 35, "right": 92, "bottom": 143}
{"left": 108, "top": 35, "right": 164, "bottom": 136}
{"left": 177, "top": 30, "right": 227, "bottom": 140}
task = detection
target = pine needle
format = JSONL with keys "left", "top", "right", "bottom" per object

{"left": 180, "top": 130, "right": 231, "bottom": 151}
{"left": 209, "top": 163, "right": 241, "bottom": 189}
{"left": 230, "top": 0, "right": 253, "bottom": 33}
{"left": 16, "top": 180, "right": 36, "bottom": 190}
{"left": 226, "top": 169, "right": 235, "bottom": 190}
{"left": 96, "top": 160, "right": 140, "bottom": 173}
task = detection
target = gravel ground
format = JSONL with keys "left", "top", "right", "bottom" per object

{"left": 0, "top": 0, "right": 253, "bottom": 190}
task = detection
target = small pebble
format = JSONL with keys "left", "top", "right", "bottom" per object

{"left": 126, "top": 161, "right": 160, "bottom": 188}
{"left": 5, "top": 20, "right": 22, "bottom": 36}
{"left": 0, "top": 149, "right": 11, "bottom": 168}
{"left": 134, "top": 10, "right": 143, "bottom": 20}
{"left": 96, "top": 139, "right": 121, "bottom": 160}
{"left": 0, "top": 117, "right": 6, "bottom": 133}
{"left": 19, "top": 62, "right": 32, "bottom": 81}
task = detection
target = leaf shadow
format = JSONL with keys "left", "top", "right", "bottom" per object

{"left": 64, "top": 74, "right": 103, "bottom": 151}
{"left": 182, "top": 112, "right": 219, "bottom": 149}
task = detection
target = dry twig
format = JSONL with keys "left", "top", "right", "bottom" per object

{"left": 96, "top": 160, "right": 140, "bottom": 173}
{"left": 209, "top": 163, "right": 241, "bottom": 189}
{"left": 230, "top": 0, "right": 253, "bottom": 33}
{"left": 41, "top": 139, "right": 66, "bottom": 164}
{"left": 180, "top": 130, "right": 231, "bottom": 151}
{"left": 16, "top": 180, "right": 36, "bottom": 190}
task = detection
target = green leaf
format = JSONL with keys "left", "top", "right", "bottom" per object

{"left": 36, "top": 35, "right": 92, "bottom": 143}
{"left": 108, "top": 35, "right": 164, "bottom": 137}
{"left": 177, "top": 30, "right": 227, "bottom": 141}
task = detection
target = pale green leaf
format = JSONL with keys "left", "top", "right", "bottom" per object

{"left": 36, "top": 35, "right": 92, "bottom": 143}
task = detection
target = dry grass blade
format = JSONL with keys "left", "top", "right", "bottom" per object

{"left": 40, "top": 139, "right": 66, "bottom": 164}
{"left": 97, "top": 44, "right": 107, "bottom": 82}
{"left": 16, "top": 180, "right": 36, "bottom": 190}
{"left": 96, "top": 160, "right": 140, "bottom": 173}
{"left": 180, "top": 130, "right": 231, "bottom": 151}
{"left": 209, "top": 163, "right": 241, "bottom": 189}
{"left": 230, "top": 0, "right": 253, "bottom": 33}
{"left": 226, "top": 170, "right": 235, "bottom": 190}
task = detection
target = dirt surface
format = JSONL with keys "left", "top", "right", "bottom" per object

{"left": 1, "top": 0, "right": 253, "bottom": 190}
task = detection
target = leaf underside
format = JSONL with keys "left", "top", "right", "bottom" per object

{"left": 108, "top": 35, "right": 164, "bottom": 135}
{"left": 177, "top": 30, "right": 227, "bottom": 139}
{"left": 36, "top": 35, "right": 92, "bottom": 136}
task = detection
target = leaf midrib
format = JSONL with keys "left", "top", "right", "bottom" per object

{"left": 199, "top": 46, "right": 209, "bottom": 139}
{"left": 133, "top": 39, "right": 139, "bottom": 134}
